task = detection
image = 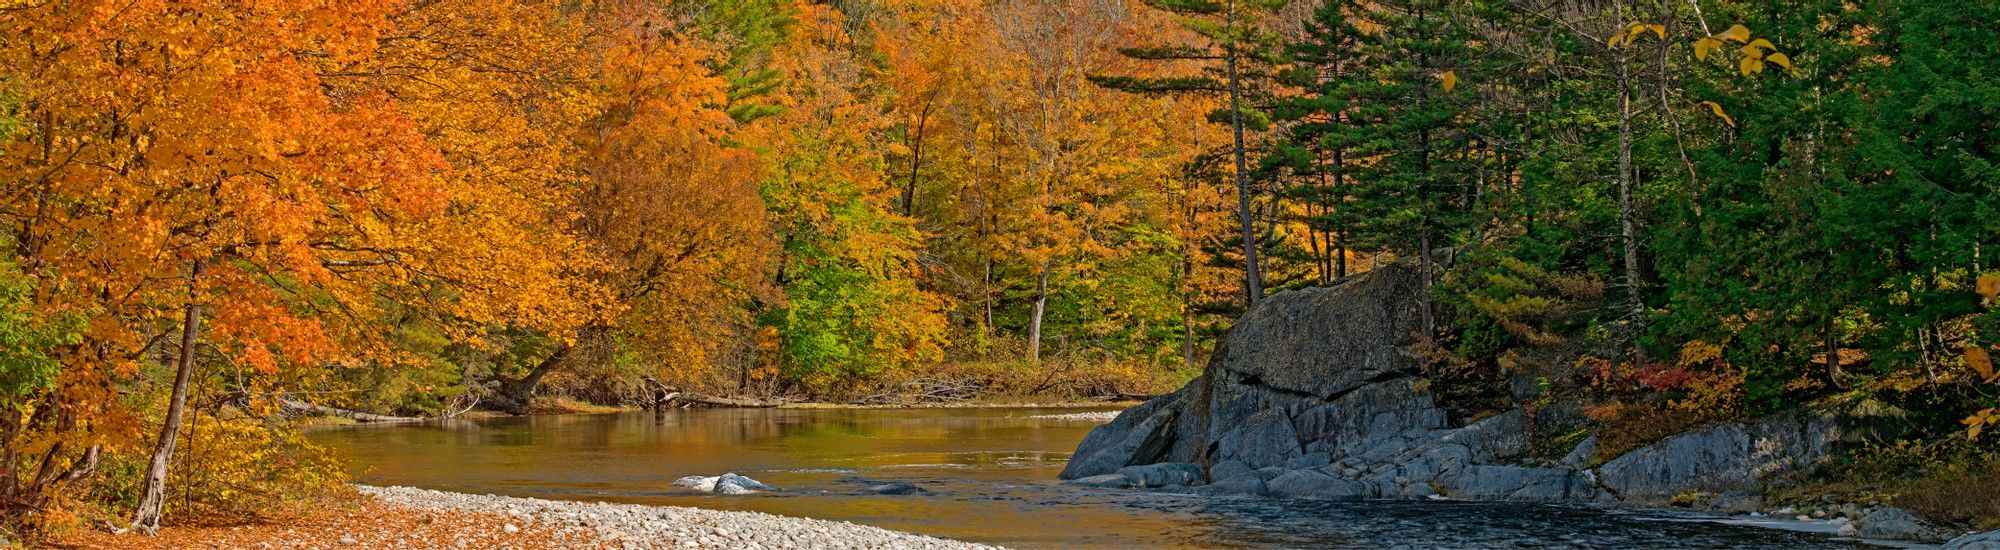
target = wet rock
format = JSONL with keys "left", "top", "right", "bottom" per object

{"left": 1062, "top": 473, "right": 1132, "bottom": 488}
{"left": 671, "top": 475, "right": 718, "bottom": 492}
{"left": 1439, "top": 465, "right": 1592, "bottom": 502}
{"left": 1193, "top": 474, "right": 1269, "bottom": 497}
{"left": 673, "top": 473, "right": 775, "bottom": 494}
{"left": 1857, "top": 508, "right": 1955, "bottom": 542}
{"left": 1208, "top": 459, "right": 1254, "bottom": 483}
{"left": 863, "top": 482, "right": 927, "bottom": 495}
{"left": 1117, "top": 462, "right": 1205, "bottom": 488}
{"left": 1945, "top": 529, "right": 2000, "bottom": 549}
{"left": 1707, "top": 491, "right": 1763, "bottom": 514}
{"left": 1266, "top": 468, "right": 1368, "bottom": 500}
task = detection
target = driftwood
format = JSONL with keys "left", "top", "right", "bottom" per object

{"left": 661, "top": 392, "right": 784, "bottom": 408}
{"left": 854, "top": 376, "right": 984, "bottom": 405}
{"left": 278, "top": 396, "right": 427, "bottom": 423}
{"left": 640, "top": 379, "right": 784, "bottom": 409}
{"left": 1092, "top": 392, "right": 1160, "bottom": 402}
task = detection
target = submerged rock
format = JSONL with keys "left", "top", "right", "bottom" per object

{"left": 864, "top": 482, "right": 927, "bottom": 495}
{"left": 672, "top": 473, "right": 775, "bottom": 494}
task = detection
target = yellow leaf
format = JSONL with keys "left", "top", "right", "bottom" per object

{"left": 1647, "top": 24, "right": 1666, "bottom": 40}
{"left": 1695, "top": 37, "right": 1720, "bottom": 61}
{"left": 1976, "top": 273, "right": 1999, "bottom": 303}
{"left": 1971, "top": 346, "right": 1997, "bottom": 382}
{"left": 1765, "top": 52, "right": 1793, "bottom": 70}
{"left": 1740, "top": 56, "right": 1765, "bottom": 75}
{"left": 1746, "top": 38, "right": 1775, "bottom": 52}
{"left": 1701, "top": 100, "right": 1736, "bottom": 127}
{"left": 1968, "top": 408, "right": 1998, "bottom": 440}
{"left": 1721, "top": 23, "right": 1751, "bottom": 43}
{"left": 1607, "top": 33, "right": 1625, "bottom": 48}
{"left": 1442, "top": 70, "right": 1458, "bottom": 92}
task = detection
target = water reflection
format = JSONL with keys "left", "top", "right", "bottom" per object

{"left": 312, "top": 409, "right": 1873, "bottom": 549}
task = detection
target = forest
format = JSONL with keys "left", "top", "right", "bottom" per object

{"left": 2, "top": 0, "right": 1998, "bottom": 539}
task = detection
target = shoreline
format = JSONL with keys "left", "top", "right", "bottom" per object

{"left": 358, "top": 485, "right": 999, "bottom": 549}
{"left": 58, "top": 485, "right": 1002, "bottom": 549}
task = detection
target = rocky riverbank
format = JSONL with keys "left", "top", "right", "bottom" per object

{"left": 1058, "top": 255, "right": 1997, "bottom": 546}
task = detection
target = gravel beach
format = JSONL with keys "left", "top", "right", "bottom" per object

{"left": 57, "top": 486, "right": 1002, "bottom": 549}
{"left": 359, "top": 485, "right": 1002, "bottom": 550}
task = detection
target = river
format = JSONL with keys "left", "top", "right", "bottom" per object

{"left": 310, "top": 407, "right": 1877, "bottom": 548}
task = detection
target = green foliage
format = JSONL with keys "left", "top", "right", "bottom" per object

{"left": 761, "top": 137, "right": 948, "bottom": 392}
{"left": 677, "top": 0, "right": 798, "bottom": 123}
{"left": 0, "top": 261, "right": 82, "bottom": 404}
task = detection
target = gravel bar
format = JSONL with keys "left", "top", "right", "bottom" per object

{"left": 358, "top": 485, "right": 1003, "bottom": 550}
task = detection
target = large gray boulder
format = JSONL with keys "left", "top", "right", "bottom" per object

{"left": 1210, "top": 261, "right": 1432, "bottom": 400}
{"left": 1058, "top": 253, "right": 1857, "bottom": 512}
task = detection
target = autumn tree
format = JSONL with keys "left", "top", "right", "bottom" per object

{"left": 1090, "top": 0, "right": 1289, "bottom": 307}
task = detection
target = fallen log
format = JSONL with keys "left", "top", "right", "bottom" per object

{"left": 279, "top": 396, "right": 428, "bottom": 423}
{"left": 1093, "top": 392, "right": 1160, "bottom": 402}
{"left": 662, "top": 392, "right": 783, "bottom": 408}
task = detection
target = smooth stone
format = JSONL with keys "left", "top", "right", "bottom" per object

{"left": 1857, "top": 507, "right": 1954, "bottom": 542}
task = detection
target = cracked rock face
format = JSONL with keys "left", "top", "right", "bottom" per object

{"left": 1059, "top": 255, "right": 1852, "bottom": 508}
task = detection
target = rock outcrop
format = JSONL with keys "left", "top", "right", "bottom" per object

{"left": 1061, "top": 256, "right": 1860, "bottom": 508}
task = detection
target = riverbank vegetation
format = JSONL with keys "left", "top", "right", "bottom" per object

{"left": 1, "top": 0, "right": 1995, "bottom": 541}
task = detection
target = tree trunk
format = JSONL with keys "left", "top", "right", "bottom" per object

{"left": 491, "top": 343, "right": 572, "bottom": 415}
{"left": 1225, "top": 0, "right": 1262, "bottom": 307}
{"left": 1028, "top": 264, "right": 1050, "bottom": 363}
{"left": 131, "top": 258, "right": 204, "bottom": 535}
{"left": 1616, "top": 56, "right": 1647, "bottom": 363}
{"left": 903, "top": 96, "right": 936, "bottom": 216}
{"left": 1333, "top": 148, "right": 1348, "bottom": 278}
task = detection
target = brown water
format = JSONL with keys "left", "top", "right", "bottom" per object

{"left": 311, "top": 408, "right": 1875, "bottom": 548}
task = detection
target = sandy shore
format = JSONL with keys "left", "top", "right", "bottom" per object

{"left": 56, "top": 486, "right": 1000, "bottom": 550}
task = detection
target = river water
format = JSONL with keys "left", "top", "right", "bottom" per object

{"left": 310, "top": 408, "right": 1876, "bottom": 548}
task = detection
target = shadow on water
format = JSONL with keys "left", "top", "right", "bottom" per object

{"left": 310, "top": 408, "right": 1877, "bottom": 549}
